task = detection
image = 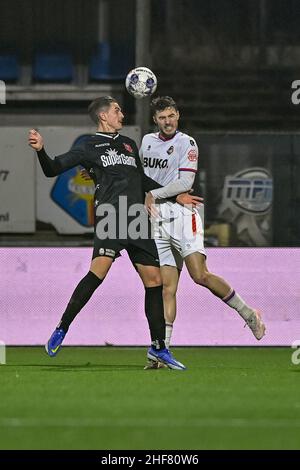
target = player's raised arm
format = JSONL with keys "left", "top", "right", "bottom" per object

{"left": 28, "top": 129, "right": 85, "bottom": 177}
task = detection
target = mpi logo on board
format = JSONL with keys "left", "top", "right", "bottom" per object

{"left": 0, "top": 81, "right": 6, "bottom": 104}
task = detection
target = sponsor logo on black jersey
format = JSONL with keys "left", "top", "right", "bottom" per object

{"left": 95, "top": 142, "right": 110, "bottom": 147}
{"left": 143, "top": 157, "right": 168, "bottom": 169}
{"left": 167, "top": 145, "right": 174, "bottom": 155}
{"left": 100, "top": 149, "right": 137, "bottom": 168}
{"left": 123, "top": 143, "right": 133, "bottom": 153}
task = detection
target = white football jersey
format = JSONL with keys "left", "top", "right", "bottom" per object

{"left": 140, "top": 131, "right": 199, "bottom": 220}
{"left": 140, "top": 131, "right": 205, "bottom": 261}
{"left": 140, "top": 131, "right": 198, "bottom": 186}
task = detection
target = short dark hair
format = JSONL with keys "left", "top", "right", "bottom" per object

{"left": 88, "top": 96, "right": 117, "bottom": 124}
{"left": 150, "top": 96, "right": 178, "bottom": 115}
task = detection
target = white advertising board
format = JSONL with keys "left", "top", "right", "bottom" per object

{"left": 0, "top": 127, "right": 35, "bottom": 232}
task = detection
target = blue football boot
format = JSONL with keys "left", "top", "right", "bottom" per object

{"left": 147, "top": 347, "right": 186, "bottom": 370}
{"left": 45, "top": 328, "right": 66, "bottom": 357}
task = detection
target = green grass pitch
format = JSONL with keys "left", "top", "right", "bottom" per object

{"left": 0, "top": 347, "right": 299, "bottom": 450}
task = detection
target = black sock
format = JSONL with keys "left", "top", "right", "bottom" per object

{"left": 58, "top": 271, "right": 103, "bottom": 333}
{"left": 144, "top": 285, "right": 166, "bottom": 350}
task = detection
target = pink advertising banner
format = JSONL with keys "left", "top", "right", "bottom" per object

{"left": 0, "top": 248, "right": 299, "bottom": 346}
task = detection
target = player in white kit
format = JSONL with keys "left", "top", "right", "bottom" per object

{"left": 141, "top": 96, "right": 265, "bottom": 366}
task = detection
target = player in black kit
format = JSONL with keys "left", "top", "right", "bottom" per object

{"left": 28, "top": 96, "right": 186, "bottom": 370}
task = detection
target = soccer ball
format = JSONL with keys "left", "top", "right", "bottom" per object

{"left": 125, "top": 67, "right": 157, "bottom": 99}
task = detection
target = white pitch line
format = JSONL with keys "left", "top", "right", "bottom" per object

{"left": 0, "top": 418, "right": 300, "bottom": 428}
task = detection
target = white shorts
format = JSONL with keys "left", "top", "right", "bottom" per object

{"left": 153, "top": 204, "right": 206, "bottom": 270}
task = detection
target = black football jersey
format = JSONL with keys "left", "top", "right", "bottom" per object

{"left": 37, "top": 132, "right": 162, "bottom": 212}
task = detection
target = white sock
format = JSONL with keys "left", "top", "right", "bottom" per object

{"left": 165, "top": 323, "right": 173, "bottom": 349}
{"left": 222, "top": 289, "right": 254, "bottom": 321}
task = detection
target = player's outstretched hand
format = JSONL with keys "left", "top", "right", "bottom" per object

{"left": 176, "top": 191, "right": 203, "bottom": 209}
{"left": 28, "top": 129, "right": 44, "bottom": 151}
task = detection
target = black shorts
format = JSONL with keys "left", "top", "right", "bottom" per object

{"left": 92, "top": 235, "right": 160, "bottom": 268}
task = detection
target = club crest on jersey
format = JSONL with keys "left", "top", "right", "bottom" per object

{"left": 188, "top": 149, "right": 197, "bottom": 162}
{"left": 167, "top": 145, "right": 174, "bottom": 155}
{"left": 123, "top": 143, "right": 133, "bottom": 153}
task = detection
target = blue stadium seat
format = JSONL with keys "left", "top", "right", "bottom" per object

{"left": 110, "top": 42, "right": 134, "bottom": 79}
{"left": 33, "top": 50, "right": 74, "bottom": 82}
{"left": 89, "top": 42, "right": 134, "bottom": 81}
{"left": 0, "top": 53, "right": 19, "bottom": 82}
{"left": 89, "top": 42, "right": 111, "bottom": 80}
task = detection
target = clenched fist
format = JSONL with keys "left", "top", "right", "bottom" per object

{"left": 28, "top": 129, "right": 44, "bottom": 151}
